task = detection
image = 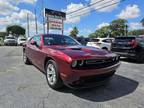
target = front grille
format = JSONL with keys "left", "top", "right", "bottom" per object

{"left": 80, "top": 71, "right": 115, "bottom": 83}
{"left": 71, "top": 71, "right": 115, "bottom": 87}
{"left": 74, "top": 57, "right": 119, "bottom": 70}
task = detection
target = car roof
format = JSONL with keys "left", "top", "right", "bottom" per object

{"left": 35, "top": 34, "right": 65, "bottom": 37}
{"left": 115, "top": 36, "right": 137, "bottom": 38}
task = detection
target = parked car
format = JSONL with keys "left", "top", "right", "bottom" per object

{"left": 76, "top": 37, "right": 90, "bottom": 46}
{"left": 4, "top": 36, "right": 17, "bottom": 46}
{"left": 111, "top": 36, "right": 144, "bottom": 62}
{"left": 86, "top": 38, "right": 114, "bottom": 51}
{"left": 23, "top": 34, "right": 120, "bottom": 89}
{"left": 0, "top": 38, "right": 3, "bottom": 46}
{"left": 17, "top": 37, "right": 26, "bottom": 46}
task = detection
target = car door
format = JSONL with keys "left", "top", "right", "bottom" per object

{"left": 26, "top": 36, "right": 37, "bottom": 63}
{"left": 26, "top": 37, "right": 35, "bottom": 62}
{"left": 32, "top": 36, "right": 45, "bottom": 70}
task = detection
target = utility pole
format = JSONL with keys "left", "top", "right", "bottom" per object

{"left": 47, "top": 17, "right": 49, "bottom": 34}
{"left": 27, "top": 13, "right": 30, "bottom": 37}
{"left": 62, "top": 19, "right": 64, "bottom": 35}
{"left": 125, "top": 25, "right": 128, "bottom": 36}
{"left": 42, "top": 0, "right": 45, "bottom": 34}
{"left": 35, "top": 9, "right": 38, "bottom": 34}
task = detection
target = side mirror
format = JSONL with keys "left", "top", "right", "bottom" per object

{"left": 30, "top": 40, "right": 37, "bottom": 46}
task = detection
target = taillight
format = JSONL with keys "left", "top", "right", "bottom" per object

{"left": 128, "top": 39, "right": 138, "bottom": 48}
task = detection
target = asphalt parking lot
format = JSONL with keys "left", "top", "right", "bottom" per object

{"left": 0, "top": 46, "right": 144, "bottom": 108}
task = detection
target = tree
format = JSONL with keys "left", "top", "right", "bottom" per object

{"left": 70, "top": 26, "right": 79, "bottom": 38}
{"left": 110, "top": 19, "right": 128, "bottom": 37}
{"left": 87, "top": 19, "right": 128, "bottom": 38}
{"left": 0, "top": 32, "right": 7, "bottom": 39}
{"left": 88, "top": 33, "right": 97, "bottom": 38}
{"left": 128, "top": 29, "right": 144, "bottom": 36}
{"left": 88, "top": 26, "right": 112, "bottom": 38}
{"left": 79, "top": 35, "right": 84, "bottom": 38}
{"left": 95, "top": 26, "right": 111, "bottom": 38}
{"left": 6, "top": 25, "right": 25, "bottom": 38}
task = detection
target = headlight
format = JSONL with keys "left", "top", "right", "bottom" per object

{"left": 116, "top": 56, "right": 118, "bottom": 61}
{"left": 117, "top": 56, "right": 120, "bottom": 61}
{"left": 114, "top": 56, "right": 120, "bottom": 61}
{"left": 78, "top": 60, "right": 84, "bottom": 66}
{"left": 71, "top": 60, "right": 84, "bottom": 68}
{"left": 72, "top": 60, "right": 77, "bottom": 68}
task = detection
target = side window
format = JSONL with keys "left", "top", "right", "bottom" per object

{"left": 44, "top": 37, "right": 56, "bottom": 45}
{"left": 34, "top": 36, "right": 41, "bottom": 46}
{"left": 102, "top": 39, "right": 112, "bottom": 43}
{"left": 29, "top": 37, "right": 34, "bottom": 42}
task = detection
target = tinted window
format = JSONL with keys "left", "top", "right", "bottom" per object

{"left": 89, "top": 39, "right": 99, "bottom": 42}
{"left": 44, "top": 35, "right": 80, "bottom": 46}
{"left": 6, "top": 37, "right": 15, "bottom": 39}
{"left": 102, "top": 39, "right": 112, "bottom": 43}
{"left": 115, "top": 37, "right": 135, "bottom": 42}
{"left": 29, "top": 36, "right": 41, "bottom": 46}
{"left": 20, "top": 39, "right": 26, "bottom": 41}
{"left": 34, "top": 36, "right": 41, "bottom": 46}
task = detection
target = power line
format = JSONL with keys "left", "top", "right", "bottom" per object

{"left": 67, "top": 0, "right": 124, "bottom": 19}
{"left": 67, "top": 0, "right": 125, "bottom": 20}
{"left": 67, "top": 0, "right": 105, "bottom": 15}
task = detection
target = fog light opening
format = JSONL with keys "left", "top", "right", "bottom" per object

{"left": 72, "top": 60, "right": 77, "bottom": 68}
{"left": 79, "top": 60, "right": 84, "bottom": 66}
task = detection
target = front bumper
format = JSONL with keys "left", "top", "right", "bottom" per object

{"left": 61, "top": 62, "right": 120, "bottom": 88}
{"left": 4, "top": 42, "right": 17, "bottom": 46}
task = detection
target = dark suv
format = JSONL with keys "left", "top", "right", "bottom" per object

{"left": 111, "top": 36, "right": 144, "bottom": 62}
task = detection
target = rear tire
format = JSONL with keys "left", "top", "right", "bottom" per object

{"left": 45, "top": 60, "right": 63, "bottom": 90}
{"left": 23, "top": 50, "right": 31, "bottom": 65}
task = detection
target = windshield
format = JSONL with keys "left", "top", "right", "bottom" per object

{"left": 89, "top": 39, "right": 100, "bottom": 42}
{"left": 20, "top": 39, "right": 26, "bottom": 41}
{"left": 44, "top": 35, "right": 80, "bottom": 46}
{"left": 115, "top": 37, "right": 135, "bottom": 42}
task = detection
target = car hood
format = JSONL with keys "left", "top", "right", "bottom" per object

{"left": 48, "top": 45, "right": 116, "bottom": 59}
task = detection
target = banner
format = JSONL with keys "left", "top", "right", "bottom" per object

{"left": 49, "top": 20, "right": 63, "bottom": 30}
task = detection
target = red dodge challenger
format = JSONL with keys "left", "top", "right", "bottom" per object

{"left": 23, "top": 34, "right": 120, "bottom": 89}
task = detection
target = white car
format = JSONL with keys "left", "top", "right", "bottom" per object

{"left": 17, "top": 37, "right": 26, "bottom": 46}
{"left": 4, "top": 36, "right": 17, "bottom": 46}
{"left": 86, "top": 38, "right": 114, "bottom": 51}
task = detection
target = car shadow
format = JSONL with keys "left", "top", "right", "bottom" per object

{"left": 120, "top": 57, "right": 143, "bottom": 64}
{"left": 57, "top": 74, "right": 138, "bottom": 102}
{"left": 120, "top": 57, "right": 144, "bottom": 64}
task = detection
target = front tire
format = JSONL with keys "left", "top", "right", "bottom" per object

{"left": 45, "top": 60, "right": 63, "bottom": 89}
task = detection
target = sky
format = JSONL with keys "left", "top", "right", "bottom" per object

{"left": 0, "top": 0, "right": 144, "bottom": 37}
